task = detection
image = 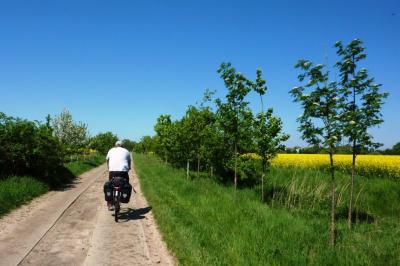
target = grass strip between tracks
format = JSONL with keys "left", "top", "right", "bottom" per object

{"left": 0, "top": 154, "right": 105, "bottom": 218}
{"left": 134, "top": 153, "right": 400, "bottom": 265}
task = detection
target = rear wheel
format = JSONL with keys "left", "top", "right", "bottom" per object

{"left": 114, "top": 200, "right": 119, "bottom": 222}
{"left": 114, "top": 195, "right": 120, "bottom": 222}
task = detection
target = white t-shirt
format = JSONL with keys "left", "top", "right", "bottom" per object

{"left": 106, "top": 147, "right": 131, "bottom": 172}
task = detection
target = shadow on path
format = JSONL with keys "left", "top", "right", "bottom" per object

{"left": 116, "top": 207, "right": 152, "bottom": 222}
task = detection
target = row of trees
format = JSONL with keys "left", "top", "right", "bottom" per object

{"left": 51, "top": 109, "right": 135, "bottom": 158}
{"left": 50, "top": 108, "right": 136, "bottom": 156}
{"left": 290, "top": 39, "right": 387, "bottom": 243}
{"left": 136, "top": 39, "right": 388, "bottom": 246}
{"left": 0, "top": 112, "right": 63, "bottom": 179}
{"left": 0, "top": 109, "right": 134, "bottom": 180}
{"left": 138, "top": 63, "right": 288, "bottom": 198}
{"left": 380, "top": 142, "right": 400, "bottom": 155}
{"left": 285, "top": 143, "right": 400, "bottom": 154}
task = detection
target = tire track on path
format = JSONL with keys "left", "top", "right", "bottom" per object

{"left": 1, "top": 161, "right": 175, "bottom": 266}
{"left": 82, "top": 162, "right": 175, "bottom": 266}
{"left": 0, "top": 165, "right": 107, "bottom": 266}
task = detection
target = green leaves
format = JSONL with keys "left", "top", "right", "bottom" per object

{"left": 335, "top": 39, "right": 388, "bottom": 152}
{"left": 218, "top": 62, "right": 252, "bottom": 103}
{"left": 88, "top": 132, "right": 118, "bottom": 155}
{"left": 333, "top": 39, "right": 389, "bottom": 229}
{"left": 291, "top": 59, "right": 343, "bottom": 151}
{"left": 152, "top": 106, "right": 219, "bottom": 169}
{"left": 252, "top": 68, "right": 288, "bottom": 173}
{"left": 154, "top": 115, "right": 174, "bottom": 161}
{"left": 216, "top": 62, "right": 254, "bottom": 150}
{"left": 52, "top": 108, "right": 89, "bottom": 152}
{"left": 254, "top": 111, "right": 288, "bottom": 166}
{"left": 148, "top": 62, "right": 289, "bottom": 186}
{"left": 253, "top": 68, "right": 267, "bottom": 96}
{"left": 0, "top": 113, "right": 63, "bottom": 179}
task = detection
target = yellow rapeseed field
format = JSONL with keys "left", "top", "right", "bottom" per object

{"left": 270, "top": 154, "right": 400, "bottom": 179}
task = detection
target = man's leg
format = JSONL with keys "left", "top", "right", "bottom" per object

{"left": 107, "top": 172, "right": 114, "bottom": 211}
{"left": 124, "top": 171, "right": 130, "bottom": 183}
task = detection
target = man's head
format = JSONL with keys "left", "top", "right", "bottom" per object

{"left": 115, "top": 140, "right": 123, "bottom": 147}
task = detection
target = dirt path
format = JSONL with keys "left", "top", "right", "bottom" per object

{"left": 0, "top": 163, "right": 175, "bottom": 266}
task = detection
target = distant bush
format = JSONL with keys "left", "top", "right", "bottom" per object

{"left": 135, "top": 135, "right": 158, "bottom": 154}
{"left": 122, "top": 139, "right": 136, "bottom": 152}
{"left": 88, "top": 132, "right": 118, "bottom": 155}
{"left": 380, "top": 142, "right": 400, "bottom": 155}
{"left": 229, "top": 153, "right": 262, "bottom": 185}
{"left": 0, "top": 112, "right": 63, "bottom": 179}
{"left": 52, "top": 108, "right": 89, "bottom": 154}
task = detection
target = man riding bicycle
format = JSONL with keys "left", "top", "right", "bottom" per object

{"left": 106, "top": 140, "right": 132, "bottom": 210}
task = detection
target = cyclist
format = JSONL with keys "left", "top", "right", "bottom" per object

{"left": 106, "top": 140, "right": 131, "bottom": 210}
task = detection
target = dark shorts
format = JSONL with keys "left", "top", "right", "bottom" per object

{"left": 109, "top": 171, "right": 129, "bottom": 182}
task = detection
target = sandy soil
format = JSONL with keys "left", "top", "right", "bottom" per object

{"left": 0, "top": 163, "right": 175, "bottom": 266}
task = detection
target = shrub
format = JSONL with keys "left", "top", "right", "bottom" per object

{"left": 0, "top": 112, "right": 63, "bottom": 179}
{"left": 227, "top": 153, "right": 262, "bottom": 185}
{"left": 88, "top": 132, "right": 118, "bottom": 155}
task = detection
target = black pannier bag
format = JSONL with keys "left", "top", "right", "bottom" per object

{"left": 104, "top": 177, "right": 133, "bottom": 203}
{"left": 120, "top": 181, "right": 132, "bottom": 203}
{"left": 103, "top": 181, "right": 113, "bottom": 201}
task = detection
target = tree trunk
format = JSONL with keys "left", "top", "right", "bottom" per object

{"left": 261, "top": 172, "right": 265, "bottom": 202}
{"left": 197, "top": 155, "right": 200, "bottom": 177}
{"left": 186, "top": 160, "right": 190, "bottom": 180}
{"left": 234, "top": 143, "right": 237, "bottom": 190}
{"left": 329, "top": 151, "right": 336, "bottom": 246}
{"left": 348, "top": 76, "right": 357, "bottom": 229}
{"left": 210, "top": 166, "right": 213, "bottom": 177}
{"left": 348, "top": 151, "right": 356, "bottom": 228}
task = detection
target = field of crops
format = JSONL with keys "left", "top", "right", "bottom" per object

{"left": 270, "top": 154, "right": 400, "bottom": 180}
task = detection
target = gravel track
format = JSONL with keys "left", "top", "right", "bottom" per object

{"left": 0, "top": 162, "right": 175, "bottom": 266}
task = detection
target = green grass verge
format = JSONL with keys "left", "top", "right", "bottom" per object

{"left": 264, "top": 167, "right": 400, "bottom": 219}
{"left": 66, "top": 154, "right": 105, "bottom": 176}
{"left": 134, "top": 153, "right": 400, "bottom": 266}
{"left": 0, "top": 154, "right": 105, "bottom": 218}
{"left": 0, "top": 176, "right": 49, "bottom": 217}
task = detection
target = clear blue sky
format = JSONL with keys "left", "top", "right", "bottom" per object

{"left": 1, "top": 0, "right": 399, "bottom": 148}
